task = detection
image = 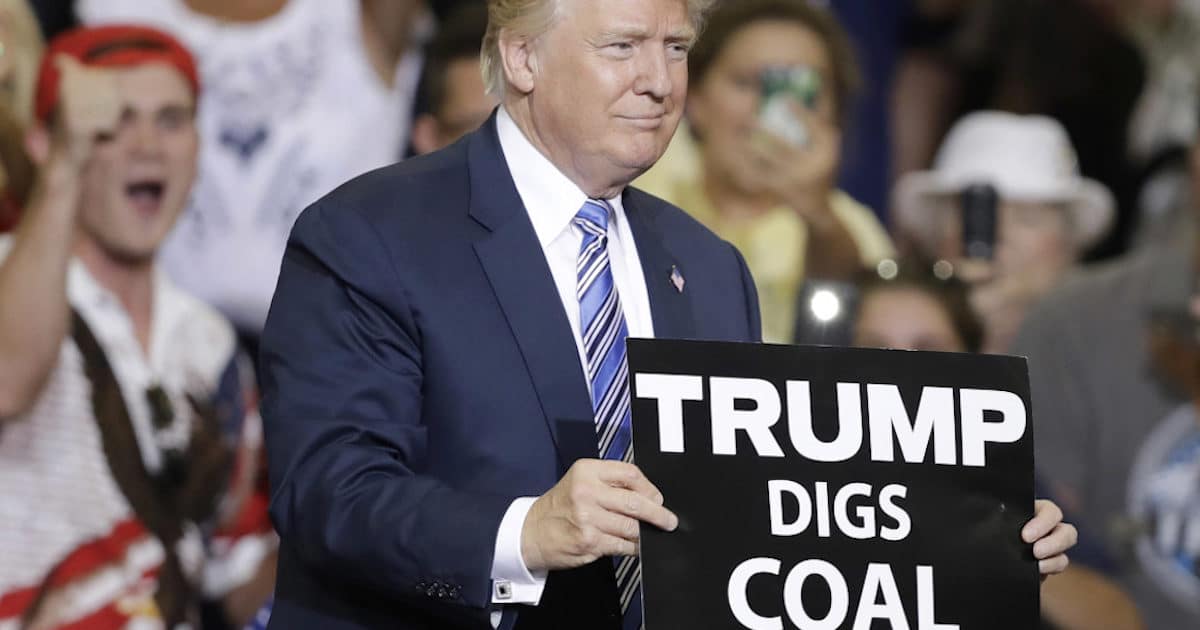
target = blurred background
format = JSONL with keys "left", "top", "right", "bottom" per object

{"left": 0, "top": 0, "right": 1198, "bottom": 628}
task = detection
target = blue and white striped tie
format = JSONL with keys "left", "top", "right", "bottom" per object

{"left": 574, "top": 199, "right": 642, "bottom": 630}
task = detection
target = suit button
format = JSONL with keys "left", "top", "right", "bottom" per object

{"left": 448, "top": 585, "right": 461, "bottom": 599}
{"left": 435, "top": 585, "right": 449, "bottom": 599}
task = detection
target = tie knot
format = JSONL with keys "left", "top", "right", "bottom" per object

{"left": 575, "top": 199, "right": 611, "bottom": 236}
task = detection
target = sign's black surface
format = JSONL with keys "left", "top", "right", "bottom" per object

{"left": 628, "top": 339, "right": 1037, "bottom": 630}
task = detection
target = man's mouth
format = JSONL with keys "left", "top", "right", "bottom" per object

{"left": 126, "top": 180, "right": 166, "bottom": 215}
{"left": 621, "top": 114, "right": 667, "bottom": 130}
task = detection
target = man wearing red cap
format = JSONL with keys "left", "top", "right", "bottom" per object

{"left": 0, "top": 25, "right": 272, "bottom": 629}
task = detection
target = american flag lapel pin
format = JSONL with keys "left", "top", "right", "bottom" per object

{"left": 669, "top": 265, "right": 685, "bottom": 293}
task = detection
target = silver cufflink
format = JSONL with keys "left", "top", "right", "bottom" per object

{"left": 494, "top": 579, "right": 513, "bottom": 600}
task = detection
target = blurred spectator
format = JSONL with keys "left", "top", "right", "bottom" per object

{"left": 410, "top": 1, "right": 495, "bottom": 156}
{"left": 1011, "top": 134, "right": 1200, "bottom": 628}
{"left": 1124, "top": 0, "right": 1200, "bottom": 250}
{"left": 0, "top": 25, "right": 272, "bottom": 629}
{"left": 849, "top": 260, "right": 1146, "bottom": 630}
{"left": 890, "top": 0, "right": 972, "bottom": 182}
{"left": 75, "top": 0, "right": 432, "bottom": 337}
{"left": 825, "top": 0, "right": 966, "bottom": 220}
{"left": 1126, "top": 0, "right": 1200, "bottom": 167}
{"left": 820, "top": 0, "right": 905, "bottom": 220}
{"left": 851, "top": 260, "right": 981, "bottom": 353}
{"left": 637, "top": 0, "right": 893, "bottom": 344}
{"left": 0, "top": 0, "right": 42, "bottom": 232}
{"left": 0, "top": 0, "right": 45, "bottom": 124}
{"left": 894, "top": 111, "right": 1114, "bottom": 353}
{"left": 893, "top": 0, "right": 1144, "bottom": 260}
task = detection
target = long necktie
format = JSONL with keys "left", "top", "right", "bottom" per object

{"left": 574, "top": 199, "right": 642, "bottom": 630}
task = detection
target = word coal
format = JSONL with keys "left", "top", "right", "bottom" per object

{"left": 728, "top": 559, "right": 959, "bottom": 630}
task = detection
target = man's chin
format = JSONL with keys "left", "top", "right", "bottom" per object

{"left": 621, "top": 148, "right": 669, "bottom": 178}
{"left": 107, "top": 245, "right": 160, "bottom": 267}
{"left": 93, "top": 232, "right": 167, "bottom": 268}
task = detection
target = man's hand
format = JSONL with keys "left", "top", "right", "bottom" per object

{"left": 957, "top": 259, "right": 1061, "bottom": 353}
{"left": 52, "top": 54, "right": 122, "bottom": 167}
{"left": 726, "top": 106, "right": 861, "bottom": 280}
{"left": 520, "top": 459, "right": 678, "bottom": 573}
{"left": 739, "top": 103, "right": 841, "bottom": 223}
{"left": 1024, "top": 499, "right": 1078, "bottom": 580}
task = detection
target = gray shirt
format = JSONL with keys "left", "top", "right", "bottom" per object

{"left": 1012, "top": 239, "right": 1199, "bottom": 628}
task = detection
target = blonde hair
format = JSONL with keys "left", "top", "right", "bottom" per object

{"left": 481, "top": 0, "right": 715, "bottom": 96}
{"left": 0, "top": 0, "right": 44, "bottom": 125}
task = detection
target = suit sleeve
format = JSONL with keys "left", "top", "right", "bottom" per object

{"left": 729, "top": 241, "right": 763, "bottom": 343}
{"left": 259, "top": 201, "right": 512, "bottom": 612}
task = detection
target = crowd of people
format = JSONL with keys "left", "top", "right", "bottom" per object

{"left": 0, "top": 0, "right": 1195, "bottom": 628}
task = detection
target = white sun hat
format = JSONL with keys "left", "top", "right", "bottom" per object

{"left": 893, "top": 111, "right": 1115, "bottom": 252}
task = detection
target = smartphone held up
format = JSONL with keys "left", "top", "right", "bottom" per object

{"left": 960, "top": 182, "right": 998, "bottom": 261}
{"left": 758, "top": 65, "right": 821, "bottom": 148}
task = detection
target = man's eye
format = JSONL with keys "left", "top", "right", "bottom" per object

{"left": 160, "top": 111, "right": 188, "bottom": 130}
{"left": 610, "top": 42, "right": 634, "bottom": 51}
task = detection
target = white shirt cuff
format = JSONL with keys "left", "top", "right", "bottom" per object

{"left": 491, "top": 496, "right": 547, "bottom": 605}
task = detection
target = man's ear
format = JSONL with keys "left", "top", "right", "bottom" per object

{"left": 498, "top": 30, "right": 538, "bottom": 95}
{"left": 24, "top": 124, "right": 51, "bottom": 166}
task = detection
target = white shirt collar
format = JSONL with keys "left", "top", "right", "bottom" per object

{"left": 495, "top": 106, "right": 625, "bottom": 246}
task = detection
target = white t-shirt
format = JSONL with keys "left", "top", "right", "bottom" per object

{"left": 76, "top": 0, "right": 425, "bottom": 332}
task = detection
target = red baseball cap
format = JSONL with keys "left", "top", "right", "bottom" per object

{"left": 34, "top": 24, "right": 200, "bottom": 124}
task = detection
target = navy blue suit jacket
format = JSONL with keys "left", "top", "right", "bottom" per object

{"left": 259, "top": 115, "right": 761, "bottom": 629}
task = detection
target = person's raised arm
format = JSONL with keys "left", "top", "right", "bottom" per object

{"left": 0, "top": 56, "right": 120, "bottom": 419}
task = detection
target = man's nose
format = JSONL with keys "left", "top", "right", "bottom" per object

{"left": 634, "top": 47, "right": 673, "bottom": 100}
{"left": 128, "top": 118, "right": 164, "bottom": 156}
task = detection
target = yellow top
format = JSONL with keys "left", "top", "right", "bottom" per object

{"left": 636, "top": 129, "right": 895, "bottom": 343}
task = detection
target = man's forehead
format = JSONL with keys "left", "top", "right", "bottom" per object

{"left": 112, "top": 60, "right": 191, "bottom": 84}
{"left": 113, "top": 62, "right": 196, "bottom": 106}
{"left": 564, "top": 0, "right": 693, "bottom": 33}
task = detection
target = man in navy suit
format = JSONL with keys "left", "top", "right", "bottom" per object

{"left": 258, "top": 0, "right": 1077, "bottom": 628}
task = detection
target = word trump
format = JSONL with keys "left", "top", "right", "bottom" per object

{"left": 634, "top": 374, "right": 1027, "bottom": 466}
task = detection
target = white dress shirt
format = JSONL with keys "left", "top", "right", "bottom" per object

{"left": 488, "top": 107, "right": 655, "bottom": 624}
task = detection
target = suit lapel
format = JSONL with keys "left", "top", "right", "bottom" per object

{"left": 468, "top": 115, "right": 596, "bottom": 469}
{"left": 624, "top": 190, "right": 697, "bottom": 341}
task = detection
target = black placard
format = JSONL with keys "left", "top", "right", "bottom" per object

{"left": 628, "top": 339, "right": 1037, "bottom": 630}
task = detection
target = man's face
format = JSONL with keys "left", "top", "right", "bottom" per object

{"left": 77, "top": 62, "right": 198, "bottom": 265}
{"left": 688, "top": 19, "right": 840, "bottom": 195}
{"left": 934, "top": 198, "right": 1074, "bottom": 279}
{"left": 526, "top": 0, "right": 692, "bottom": 189}
{"left": 413, "top": 57, "right": 499, "bottom": 154}
{"left": 854, "top": 287, "right": 967, "bottom": 353}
